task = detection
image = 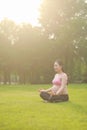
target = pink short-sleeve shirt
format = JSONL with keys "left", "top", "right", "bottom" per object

{"left": 51, "top": 73, "right": 68, "bottom": 94}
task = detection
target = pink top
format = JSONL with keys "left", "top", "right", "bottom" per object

{"left": 51, "top": 73, "right": 68, "bottom": 94}
{"left": 52, "top": 74, "right": 62, "bottom": 86}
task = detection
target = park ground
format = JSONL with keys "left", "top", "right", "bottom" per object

{"left": 0, "top": 84, "right": 87, "bottom": 130}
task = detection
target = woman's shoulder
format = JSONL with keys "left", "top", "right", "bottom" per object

{"left": 62, "top": 72, "right": 67, "bottom": 76}
{"left": 55, "top": 73, "right": 67, "bottom": 78}
{"left": 61, "top": 72, "right": 68, "bottom": 79}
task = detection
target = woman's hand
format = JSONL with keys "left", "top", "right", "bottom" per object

{"left": 50, "top": 91, "right": 56, "bottom": 96}
{"left": 38, "top": 89, "right": 46, "bottom": 92}
{"left": 55, "top": 92, "right": 59, "bottom": 95}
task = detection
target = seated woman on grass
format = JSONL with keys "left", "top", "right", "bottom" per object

{"left": 39, "top": 60, "right": 69, "bottom": 103}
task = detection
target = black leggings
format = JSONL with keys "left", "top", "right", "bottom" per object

{"left": 40, "top": 91, "right": 69, "bottom": 102}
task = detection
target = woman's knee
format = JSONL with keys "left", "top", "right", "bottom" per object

{"left": 40, "top": 91, "right": 50, "bottom": 100}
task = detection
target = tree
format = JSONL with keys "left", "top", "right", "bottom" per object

{"left": 0, "top": 19, "right": 18, "bottom": 84}
{"left": 39, "top": 0, "right": 87, "bottom": 82}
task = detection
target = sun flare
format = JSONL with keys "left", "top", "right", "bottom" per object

{"left": 0, "top": 0, "right": 42, "bottom": 26}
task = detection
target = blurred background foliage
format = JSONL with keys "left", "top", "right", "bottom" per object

{"left": 0, "top": 0, "right": 87, "bottom": 84}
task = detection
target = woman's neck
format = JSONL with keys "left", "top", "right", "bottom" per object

{"left": 57, "top": 70, "right": 63, "bottom": 74}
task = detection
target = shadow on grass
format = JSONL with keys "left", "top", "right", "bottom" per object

{"left": 40, "top": 99, "right": 87, "bottom": 114}
{"left": 67, "top": 101, "right": 87, "bottom": 114}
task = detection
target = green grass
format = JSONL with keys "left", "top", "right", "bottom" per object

{"left": 0, "top": 84, "right": 87, "bottom": 130}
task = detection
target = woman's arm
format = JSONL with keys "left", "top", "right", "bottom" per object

{"left": 45, "top": 87, "right": 52, "bottom": 92}
{"left": 39, "top": 87, "right": 52, "bottom": 93}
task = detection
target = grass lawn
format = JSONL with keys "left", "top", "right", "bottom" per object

{"left": 0, "top": 84, "right": 87, "bottom": 130}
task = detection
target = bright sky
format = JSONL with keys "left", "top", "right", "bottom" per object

{"left": 0, "top": 0, "right": 42, "bottom": 26}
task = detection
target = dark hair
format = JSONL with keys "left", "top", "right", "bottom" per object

{"left": 55, "top": 59, "right": 64, "bottom": 72}
{"left": 55, "top": 59, "right": 63, "bottom": 66}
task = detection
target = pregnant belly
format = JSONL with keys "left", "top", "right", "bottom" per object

{"left": 51, "top": 85, "right": 60, "bottom": 93}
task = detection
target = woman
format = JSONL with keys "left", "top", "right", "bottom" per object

{"left": 39, "top": 60, "right": 69, "bottom": 102}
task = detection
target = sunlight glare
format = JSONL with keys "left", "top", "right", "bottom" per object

{"left": 0, "top": 0, "right": 42, "bottom": 26}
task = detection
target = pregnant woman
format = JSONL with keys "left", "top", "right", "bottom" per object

{"left": 39, "top": 60, "right": 69, "bottom": 103}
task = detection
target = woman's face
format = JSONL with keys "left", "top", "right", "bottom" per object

{"left": 54, "top": 62, "right": 62, "bottom": 72}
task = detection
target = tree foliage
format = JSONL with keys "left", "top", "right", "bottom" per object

{"left": 0, "top": 0, "right": 87, "bottom": 84}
